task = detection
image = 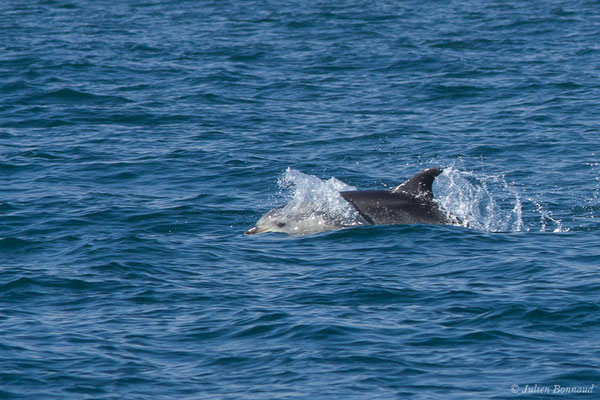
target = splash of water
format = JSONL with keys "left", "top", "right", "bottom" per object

{"left": 434, "top": 167, "right": 564, "bottom": 232}
{"left": 271, "top": 168, "right": 366, "bottom": 234}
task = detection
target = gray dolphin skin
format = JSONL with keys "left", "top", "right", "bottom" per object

{"left": 339, "top": 168, "right": 456, "bottom": 226}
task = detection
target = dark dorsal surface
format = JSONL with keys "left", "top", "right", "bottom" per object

{"left": 392, "top": 167, "right": 442, "bottom": 200}
{"left": 339, "top": 168, "right": 452, "bottom": 226}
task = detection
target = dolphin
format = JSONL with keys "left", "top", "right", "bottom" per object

{"left": 245, "top": 168, "right": 460, "bottom": 235}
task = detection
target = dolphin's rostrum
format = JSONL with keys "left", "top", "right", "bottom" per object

{"left": 245, "top": 168, "right": 461, "bottom": 235}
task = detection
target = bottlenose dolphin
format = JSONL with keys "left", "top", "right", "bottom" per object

{"left": 245, "top": 168, "right": 460, "bottom": 235}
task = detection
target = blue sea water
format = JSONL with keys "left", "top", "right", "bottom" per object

{"left": 1, "top": 0, "right": 600, "bottom": 398}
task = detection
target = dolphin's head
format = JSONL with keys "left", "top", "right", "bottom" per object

{"left": 245, "top": 205, "right": 342, "bottom": 236}
{"left": 245, "top": 206, "right": 289, "bottom": 235}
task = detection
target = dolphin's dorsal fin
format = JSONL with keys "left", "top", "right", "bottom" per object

{"left": 392, "top": 168, "right": 443, "bottom": 199}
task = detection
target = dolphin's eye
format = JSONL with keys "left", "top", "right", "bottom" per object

{"left": 276, "top": 222, "right": 286, "bottom": 228}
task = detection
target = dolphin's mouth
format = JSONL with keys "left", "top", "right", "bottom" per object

{"left": 245, "top": 226, "right": 261, "bottom": 235}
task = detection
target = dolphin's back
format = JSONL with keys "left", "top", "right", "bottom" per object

{"left": 340, "top": 190, "right": 451, "bottom": 225}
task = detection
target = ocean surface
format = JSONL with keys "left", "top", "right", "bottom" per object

{"left": 1, "top": 0, "right": 599, "bottom": 398}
